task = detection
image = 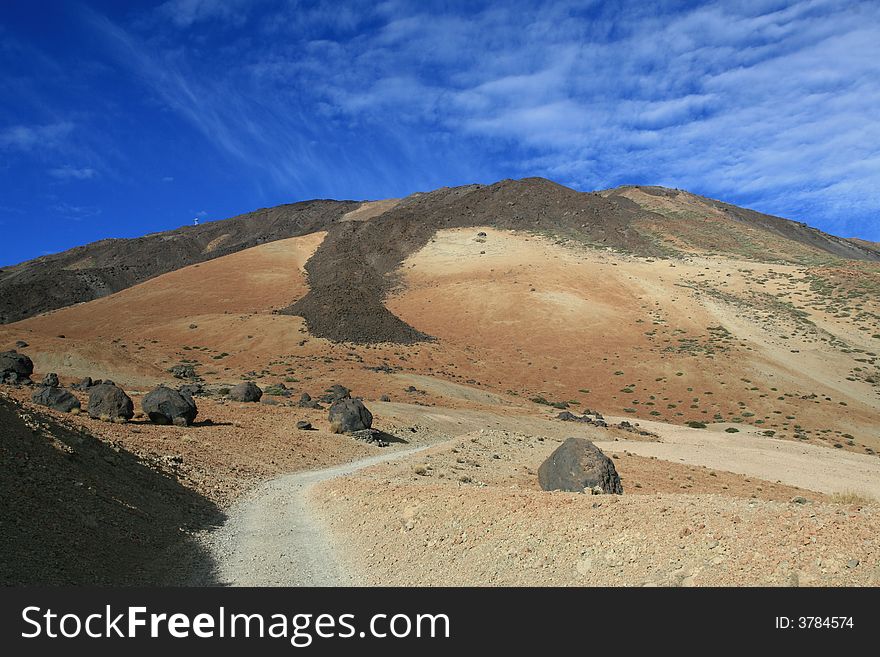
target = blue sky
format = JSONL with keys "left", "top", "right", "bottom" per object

{"left": 1, "top": 0, "right": 879, "bottom": 266}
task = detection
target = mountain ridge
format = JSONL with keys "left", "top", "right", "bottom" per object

{"left": 2, "top": 177, "right": 877, "bottom": 327}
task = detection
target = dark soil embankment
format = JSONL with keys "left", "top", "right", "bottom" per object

{"left": 0, "top": 199, "right": 357, "bottom": 324}
{"left": 283, "top": 177, "right": 665, "bottom": 343}
{"left": 0, "top": 395, "right": 222, "bottom": 585}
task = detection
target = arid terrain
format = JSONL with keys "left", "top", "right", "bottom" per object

{"left": 2, "top": 178, "right": 878, "bottom": 586}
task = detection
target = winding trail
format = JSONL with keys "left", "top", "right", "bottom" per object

{"left": 192, "top": 445, "right": 428, "bottom": 586}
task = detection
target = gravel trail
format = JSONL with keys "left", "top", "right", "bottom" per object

{"left": 191, "top": 445, "right": 428, "bottom": 586}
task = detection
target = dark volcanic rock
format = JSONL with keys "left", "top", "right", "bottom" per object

{"left": 229, "top": 381, "right": 262, "bottom": 402}
{"left": 142, "top": 385, "right": 197, "bottom": 426}
{"left": 87, "top": 384, "right": 134, "bottom": 421}
{"left": 328, "top": 398, "right": 373, "bottom": 434}
{"left": 380, "top": 394, "right": 391, "bottom": 402}
{"left": 297, "top": 392, "right": 322, "bottom": 409}
{"left": 538, "top": 437, "right": 622, "bottom": 494}
{"left": 556, "top": 411, "right": 595, "bottom": 423}
{"left": 320, "top": 384, "right": 351, "bottom": 403}
{"left": 75, "top": 376, "right": 93, "bottom": 390}
{"left": 168, "top": 364, "right": 199, "bottom": 380}
{"left": 178, "top": 383, "right": 203, "bottom": 397}
{"left": 41, "top": 373, "right": 59, "bottom": 387}
{"left": 0, "top": 350, "right": 34, "bottom": 384}
{"left": 32, "top": 386, "right": 81, "bottom": 413}
{"left": 15, "top": 340, "right": 28, "bottom": 348}
{"left": 295, "top": 420, "right": 313, "bottom": 430}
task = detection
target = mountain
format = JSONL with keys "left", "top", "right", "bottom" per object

{"left": 2, "top": 177, "right": 876, "bottom": 328}
{"left": 3, "top": 176, "right": 879, "bottom": 587}
{"left": 0, "top": 199, "right": 356, "bottom": 324}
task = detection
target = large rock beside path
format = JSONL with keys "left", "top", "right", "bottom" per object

{"left": 538, "top": 437, "right": 622, "bottom": 494}
{"left": 328, "top": 398, "right": 373, "bottom": 434}
{"left": 32, "top": 386, "right": 81, "bottom": 413}
{"left": 87, "top": 383, "right": 134, "bottom": 421}
{"left": 229, "top": 381, "right": 262, "bottom": 402}
{"left": 142, "top": 385, "right": 198, "bottom": 426}
{"left": 0, "top": 350, "right": 34, "bottom": 384}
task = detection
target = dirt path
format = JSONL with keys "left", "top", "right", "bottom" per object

{"left": 596, "top": 421, "right": 880, "bottom": 498}
{"left": 191, "top": 445, "right": 429, "bottom": 586}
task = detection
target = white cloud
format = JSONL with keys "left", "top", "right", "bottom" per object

{"left": 156, "top": 0, "right": 251, "bottom": 28}
{"left": 51, "top": 203, "right": 101, "bottom": 221}
{"left": 48, "top": 165, "right": 97, "bottom": 180}
{"left": 81, "top": 0, "right": 880, "bottom": 237}
{"left": 0, "top": 122, "right": 73, "bottom": 152}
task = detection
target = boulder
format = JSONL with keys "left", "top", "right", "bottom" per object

{"left": 538, "top": 437, "right": 622, "bottom": 494}
{"left": 320, "top": 384, "right": 351, "bottom": 403}
{"left": 229, "top": 381, "right": 262, "bottom": 402}
{"left": 168, "top": 364, "right": 198, "bottom": 380}
{"left": 1, "top": 371, "right": 26, "bottom": 384}
{"left": 42, "top": 372, "right": 59, "bottom": 387}
{"left": 32, "top": 386, "right": 81, "bottom": 413}
{"left": 87, "top": 383, "right": 134, "bottom": 421}
{"left": 142, "top": 385, "right": 198, "bottom": 426}
{"left": 75, "top": 376, "right": 93, "bottom": 390}
{"left": 298, "top": 392, "right": 323, "bottom": 409}
{"left": 178, "top": 383, "right": 203, "bottom": 397}
{"left": 328, "top": 398, "right": 373, "bottom": 434}
{"left": 0, "top": 350, "right": 34, "bottom": 384}
{"left": 296, "top": 420, "right": 313, "bottom": 430}
{"left": 15, "top": 340, "right": 28, "bottom": 348}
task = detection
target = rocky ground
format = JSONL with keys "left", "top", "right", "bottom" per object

{"left": 0, "top": 384, "right": 404, "bottom": 509}
{"left": 313, "top": 430, "right": 880, "bottom": 586}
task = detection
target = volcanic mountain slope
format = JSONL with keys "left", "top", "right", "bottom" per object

{"left": 606, "top": 185, "right": 878, "bottom": 263}
{"left": 3, "top": 177, "right": 877, "bottom": 331}
{"left": 0, "top": 199, "right": 356, "bottom": 324}
{"left": 1, "top": 178, "right": 878, "bottom": 457}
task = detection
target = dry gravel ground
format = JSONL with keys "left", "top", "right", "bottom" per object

{"left": 189, "top": 445, "right": 428, "bottom": 586}
{"left": 5, "top": 384, "right": 880, "bottom": 586}
{"left": 314, "top": 430, "right": 880, "bottom": 586}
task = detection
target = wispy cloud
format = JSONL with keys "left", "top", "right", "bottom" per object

{"left": 287, "top": 0, "right": 880, "bottom": 236}
{"left": 72, "top": 0, "right": 880, "bottom": 238}
{"left": 156, "top": 0, "right": 251, "bottom": 28}
{"left": 51, "top": 202, "right": 102, "bottom": 221}
{"left": 48, "top": 165, "right": 97, "bottom": 180}
{"left": 0, "top": 122, "right": 73, "bottom": 152}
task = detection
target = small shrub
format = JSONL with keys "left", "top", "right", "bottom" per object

{"left": 829, "top": 491, "right": 877, "bottom": 506}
